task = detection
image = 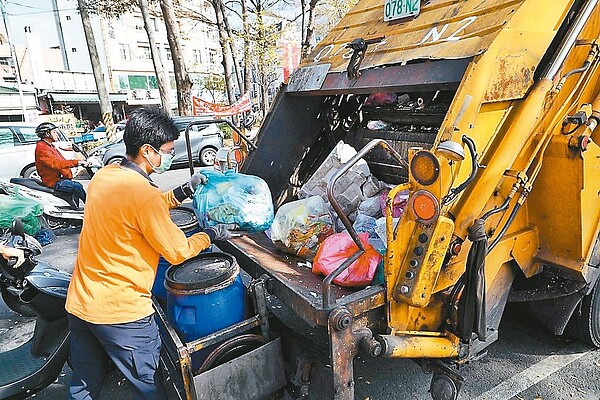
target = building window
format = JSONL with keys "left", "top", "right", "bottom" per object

{"left": 134, "top": 16, "right": 144, "bottom": 30}
{"left": 152, "top": 17, "right": 159, "bottom": 31}
{"left": 139, "top": 46, "right": 151, "bottom": 60}
{"left": 119, "top": 43, "right": 130, "bottom": 60}
{"left": 71, "top": 47, "right": 77, "bottom": 52}
{"left": 165, "top": 47, "right": 172, "bottom": 61}
{"left": 0, "top": 58, "right": 11, "bottom": 66}
{"left": 66, "top": 15, "right": 71, "bottom": 20}
{"left": 208, "top": 49, "right": 218, "bottom": 65}
{"left": 193, "top": 49, "right": 202, "bottom": 64}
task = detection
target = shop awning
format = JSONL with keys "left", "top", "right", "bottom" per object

{"left": 47, "top": 92, "right": 128, "bottom": 103}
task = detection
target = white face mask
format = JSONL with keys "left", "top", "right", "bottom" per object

{"left": 143, "top": 145, "right": 174, "bottom": 174}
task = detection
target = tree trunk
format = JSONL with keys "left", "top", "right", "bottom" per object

{"left": 301, "top": 0, "right": 319, "bottom": 58}
{"left": 256, "top": 11, "right": 269, "bottom": 116}
{"left": 139, "top": 0, "right": 171, "bottom": 115}
{"left": 210, "top": 0, "right": 236, "bottom": 105}
{"left": 242, "top": 1, "right": 251, "bottom": 100}
{"left": 160, "top": 0, "right": 193, "bottom": 116}
{"left": 77, "top": 0, "right": 115, "bottom": 140}
{"left": 241, "top": 0, "right": 251, "bottom": 96}
{"left": 220, "top": 5, "right": 243, "bottom": 95}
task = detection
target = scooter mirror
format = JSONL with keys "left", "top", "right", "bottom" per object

{"left": 11, "top": 218, "right": 24, "bottom": 239}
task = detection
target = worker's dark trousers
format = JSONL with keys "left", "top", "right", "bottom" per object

{"left": 67, "top": 313, "right": 167, "bottom": 400}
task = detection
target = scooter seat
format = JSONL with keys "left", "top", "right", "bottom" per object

{"left": 9, "top": 178, "right": 54, "bottom": 194}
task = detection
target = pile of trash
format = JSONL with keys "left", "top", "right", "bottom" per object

{"left": 270, "top": 141, "right": 408, "bottom": 287}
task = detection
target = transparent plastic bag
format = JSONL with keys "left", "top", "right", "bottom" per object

{"left": 312, "top": 232, "right": 382, "bottom": 287}
{"left": 380, "top": 189, "right": 409, "bottom": 218}
{"left": 353, "top": 214, "right": 385, "bottom": 253}
{"left": 271, "top": 196, "right": 334, "bottom": 260}
{"left": 192, "top": 170, "right": 274, "bottom": 232}
{"left": 0, "top": 191, "right": 44, "bottom": 235}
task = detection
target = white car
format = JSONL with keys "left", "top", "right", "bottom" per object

{"left": 0, "top": 123, "right": 76, "bottom": 179}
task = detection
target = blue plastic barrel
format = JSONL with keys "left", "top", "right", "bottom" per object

{"left": 165, "top": 252, "right": 246, "bottom": 343}
{"left": 152, "top": 207, "right": 200, "bottom": 303}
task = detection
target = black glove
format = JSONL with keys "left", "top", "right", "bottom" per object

{"left": 176, "top": 172, "right": 209, "bottom": 200}
{"left": 205, "top": 224, "right": 237, "bottom": 241}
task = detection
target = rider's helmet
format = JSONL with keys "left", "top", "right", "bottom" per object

{"left": 35, "top": 122, "right": 58, "bottom": 139}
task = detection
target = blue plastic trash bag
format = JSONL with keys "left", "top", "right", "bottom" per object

{"left": 192, "top": 170, "right": 274, "bottom": 232}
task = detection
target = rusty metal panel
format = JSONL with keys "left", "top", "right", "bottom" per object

{"left": 219, "top": 234, "right": 386, "bottom": 327}
{"left": 302, "top": 0, "right": 526, "bottom": 72}
{"left": 193, "top": 339, "right": 285, "bottom": 400}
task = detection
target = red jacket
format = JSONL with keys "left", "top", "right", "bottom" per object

{"left": 35, "top": 140, "right": 79, "bottom": 188}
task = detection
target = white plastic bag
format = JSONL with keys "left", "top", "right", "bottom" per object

{"left": 270, "top": 196, "right": 335, "bottom": 260}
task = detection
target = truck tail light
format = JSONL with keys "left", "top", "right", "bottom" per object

{"left": 411, "top": 190, "right": 440, "bottom": 224}
{"left": 410, "top": 150, "right": 440, "bottom": 186}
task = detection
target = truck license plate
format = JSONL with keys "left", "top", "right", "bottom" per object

{"left": 384, "top": 0, "right": 420, "bottom": 22}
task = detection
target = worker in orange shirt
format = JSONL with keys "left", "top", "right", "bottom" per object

{"left": 34, "top": 122, "right": 88, "bottom": 207}
{"left": 65, "top": 108, "right": 233, "bottom": 400}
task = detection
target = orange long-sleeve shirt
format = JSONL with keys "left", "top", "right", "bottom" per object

{"left": 35, "top": 139, "right": 78, "bottom": 188}
{"left": 65, "top": 161, "right": 212, "bottom": 324}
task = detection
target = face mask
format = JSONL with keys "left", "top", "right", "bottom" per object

{"left": 144, "top": 145, "right": 173, "bottom": 174}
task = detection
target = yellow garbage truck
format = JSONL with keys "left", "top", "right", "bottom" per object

{"left": 216, "top": 0, "right": 600, "bottom": 398}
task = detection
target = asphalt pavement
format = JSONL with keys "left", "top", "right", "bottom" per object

{"left": 2, "top": 167, "right": 598, "bottom": 400}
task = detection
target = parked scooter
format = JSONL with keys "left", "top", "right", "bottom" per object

{"left": 0, "top": 218, "right": 71, "bottom": 399}
{"left": 3, "top": 143, "right": 102, "bottom": 228}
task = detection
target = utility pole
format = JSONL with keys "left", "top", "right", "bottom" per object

{"left": 76, "top": 0, "right": 115, "bottom": 140}
{"left": 1, "top": 0, "right": 27, "bottom": 120}
{"left": 139, "top": 0, "right": 171, "bottom": 115}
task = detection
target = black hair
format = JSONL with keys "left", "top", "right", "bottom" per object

{"left": 123, "top": 107, "right": 180, "bottom": 157}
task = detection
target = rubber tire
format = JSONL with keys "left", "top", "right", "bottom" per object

{"left": 199, "top": 147, "right": 217, "bottom": 166}
{"left": 21, "top": 165, "right": 39, "bottom": 180}
{"left": 430, "top": 373, "right": 459, "bottom": 400}
{"left": 1, "top": 288, "right": 36, "bottom": 317}
{"left": 566, "top": 279, "right": 600, "bottom": 348}
{"left": 197, "top": 334, "right": 267, "bottom": 374}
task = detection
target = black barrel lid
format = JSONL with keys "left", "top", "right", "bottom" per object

{"left": 170, "top": 207, "right": 198, "bottom": 230}
{"left": 166, "top": 252, "right": 238, "bottom": 292}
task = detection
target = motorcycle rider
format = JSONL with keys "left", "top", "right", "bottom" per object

{"left": 65, "top": 107, "right": 234, "bottom": 400}
{"left": 0, "top": 245, "right": 24, "bottom": 268}
{"left": 34, "top": 122, "right": 88, "bottom": 207}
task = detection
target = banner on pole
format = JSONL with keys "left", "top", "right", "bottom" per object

{"left": 192, "top": 92, "right": 252, "bottom": 117}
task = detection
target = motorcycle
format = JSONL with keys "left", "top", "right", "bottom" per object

{"left": 3, "top": 143, "right": 102, "bottom": 228}
{"left": 0, "top": 218, "right": 71, "bottom": 399}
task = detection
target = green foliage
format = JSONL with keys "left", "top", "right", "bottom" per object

{"left": 219, "top": 123, "right": 233, "bottom": 140}
{"left": 198, "top": 74, "right": 227, "bottom": 102}
{"left": 81, "top": 0, "right": 140, "bottom": 17}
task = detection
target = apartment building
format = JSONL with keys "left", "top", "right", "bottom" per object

{"left": 1, "top": 0, "right": 222, "bottom": 121}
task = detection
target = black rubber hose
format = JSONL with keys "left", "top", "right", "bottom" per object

{"left": 487, "top": 202, "right": 522, "bottom": 253}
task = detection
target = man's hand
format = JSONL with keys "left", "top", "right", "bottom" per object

{"left": 78, "top": 160, "right": 91, "bottom": 168}
{"left": 0, "top": 246, "right": 25, "bottom": 268}
{"left": 181, "top": 172, "right": 208, "bottom": 199}
{"left": 206, "top": 224, "right": 237, "bottom": 241}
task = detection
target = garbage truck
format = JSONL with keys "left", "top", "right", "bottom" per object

{"left": 214, "top": 0, "right": 600, "bottom": 399}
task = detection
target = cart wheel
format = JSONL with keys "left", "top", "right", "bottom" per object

{"left": 430, "top": 373, "right": 461, "bottom": 400}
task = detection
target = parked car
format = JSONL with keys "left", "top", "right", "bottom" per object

{"left": 0, "top": 123, "right": 76, "bottom": 179}
{"left": 89, "top": 116, "right": 224, "bottom": 167}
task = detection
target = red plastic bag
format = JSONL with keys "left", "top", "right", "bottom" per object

{"left": 312, "top": 232, "right": 383, "bottom": 287}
